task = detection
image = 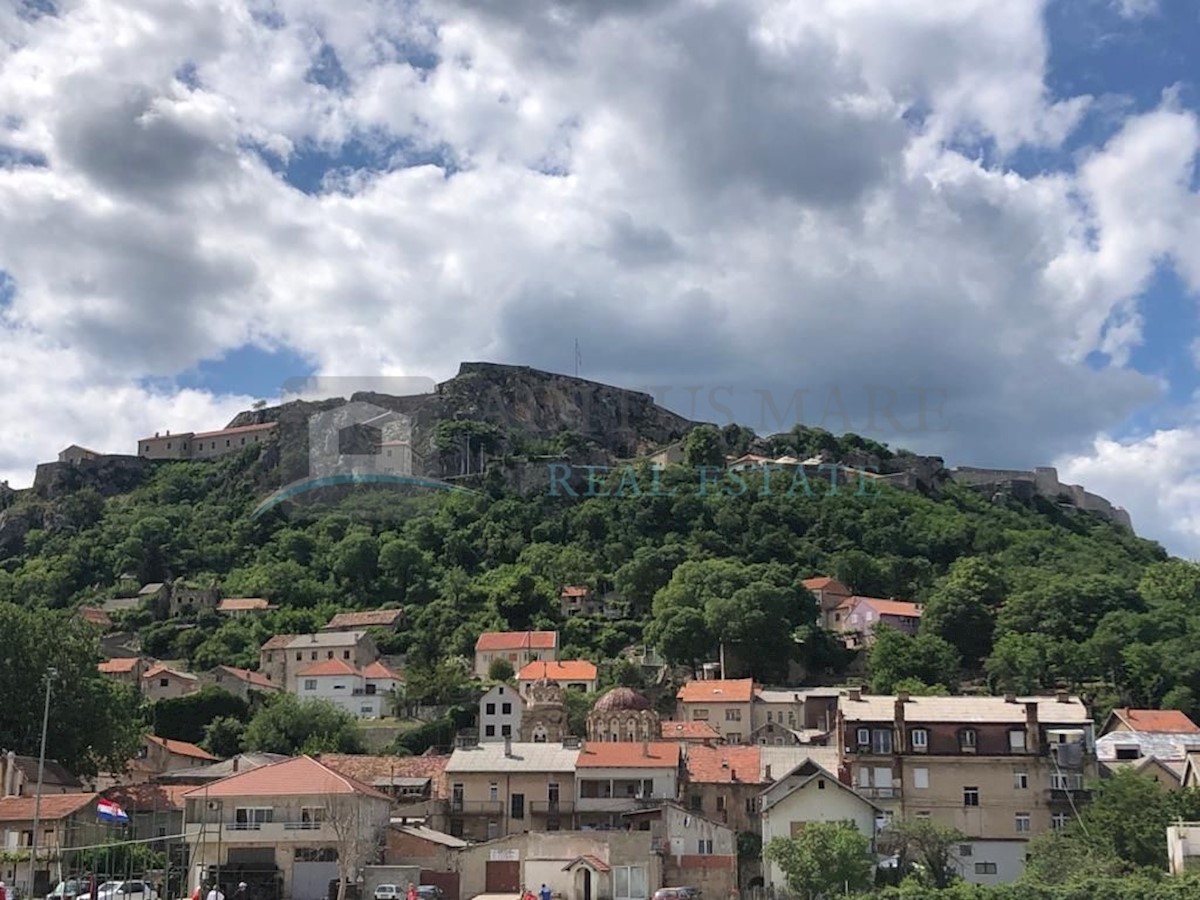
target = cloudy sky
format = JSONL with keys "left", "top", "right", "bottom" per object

{"left": 2, "top": 0, "right": 1200, "bottom": 554}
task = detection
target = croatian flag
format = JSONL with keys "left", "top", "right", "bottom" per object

{"left": 97, "top": 800, "right": 129, "bottom": 825}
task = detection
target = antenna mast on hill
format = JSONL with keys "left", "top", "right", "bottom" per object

{"left": 574, "top": 339, "right": 582, "bottom": 378}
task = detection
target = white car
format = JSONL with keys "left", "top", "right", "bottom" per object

{"left": 374, "top": 886, "right": 400, "bottom": 900}
{"left": 78, "top": 882, "right": 159, "bottom": 900}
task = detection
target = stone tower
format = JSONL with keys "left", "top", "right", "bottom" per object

{"left": 520, "top": 676, "right": 568, "bottom": 742}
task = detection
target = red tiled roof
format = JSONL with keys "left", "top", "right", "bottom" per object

{"left": 214, "top": 666, "right": 278, "bottom": 690}
{"left": 183, "top": 755, "right": 391, "bottom": 799}
{"left": 685, "top": 745, "right": 763, "bottom": 784}
{"left": 676, "top": 679, "right": 756, "bottom": 703}
{"left": 324, "top": 609, "right": 404, "bottom": 629}
{"left": 560, "top": 586, "right": 591, "bottom": 598}
{"left": 318, "top": 753, "right": 450, "bottom": 799}
{"left": 851, "top": 597, "right": 923, "bottom": 618}
{"left": 517, "top": 660, "right": 598, "bottom": 682}
{"left": 103, "top": 783, "right": 192, "bottom": 812}
{"left": 99, "top": 657, "right": 140, "bottom": 674}
{"left": 576, "top": 741, "right": 681, "bottom": 768}
{"left": 298, "top": 659, "right": 360, "bottom": 677}
{"left": 802, "top": 577, "right": 850, "bottom": 593}
{"left": 475, "top": 630, "right": 558, "bottom": 652}
{"left": 660, "top": 721, "right": 722, "bottom": 741}
{"left": 218, "top": 597, "right": 271, "bottom": 612}
{"left": 1112, "top": 708, "right": 1200, "bottom": 734}
{"left": 79, "top": 607, "right": 112, "bottom": 627}
{"left": 261, "top": 634, "right": 296, "bottom": 651}
{"left": 147, "top": 735, "right": 218, "bottom": 761}
{"left": 143, "top": 664, "right": 198, "bottom": 682}
{"left": 0, "top": 793, "right": 97, "bottom": 822}
{"left": 192, "top": 422, "right": 278, "bottom": 440}
{"left": 362, "top": 661, "right": 402, "bottom": 680}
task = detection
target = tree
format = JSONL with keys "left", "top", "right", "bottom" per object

{"left": 683, "top": 425, "right": 724, "bottom": 468}
{"left": 877, "top": 818, "right": 965, "bottom": 888}
{"left": 0, "top": 603, "right": 143, "bottom": 778}
{"left": 152, "top": 687, "right": 249, "bottom": 744}
{"left": 763, "top": 822, "right": 874, "bottom": 900}
{"left": 868, "top": 628, "right": 961, "bottom": 694}
{"left": 325, "top": 794, "right": 388, "bottom": 900}
{"left": 921, "top": 558, "right": 1005, "bottom": 667}
{"left": 242, "top": 695, "right": 365, "bottom": 755}
{"left": 488, "top": 658, "right": 515, "bottom": 683}
{"left": 201, "top": 716, "right": 246, "bottom": 757}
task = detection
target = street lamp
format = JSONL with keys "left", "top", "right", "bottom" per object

{"left": 28, "top": 667, "right": 56, "bottom": 899}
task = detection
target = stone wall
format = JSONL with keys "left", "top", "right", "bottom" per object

{"left": 947, "top": 465, "right": 1133, "bottom": 532}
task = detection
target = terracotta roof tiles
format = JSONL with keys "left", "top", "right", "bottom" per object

{"left": 297, "top": 659, "right": 360, "bottom": 677}
{"left": 1111, "top": 708, "right": 1200, "bottom": 734}
{"left": 98, "top": 658, "right": 140, "bottom": 674}
{"left": 685, "top": 745, "right": 764, "bottom": 784}
{"left": 676, "top": 679, "right": 756, "bottom": 703}
{"left": 0, "top": 793, "right": 97, "bottom": 822}
{"left": 517, "top": 660, "right": 597, "bottom": 682}
{"left": 475, "top": 630, "right": 558, "bottom": 652}
{"left": 147, "top": 735, "right": 218, "bottom": 761}
{"left": 182, "top": 755, "right": 391, "bottom": 800}
{"left": 576, "top": 741, "right": 681, "bottom": 769}
{"left": 660, "top": 721, "right": 722, "bottom": 741}
{"left": 324, "top": 610, "right": 404, "bottom": 630}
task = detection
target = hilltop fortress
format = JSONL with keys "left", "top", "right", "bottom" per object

{"left": 947, "top": 465, "right": 1132, "bottom": 531}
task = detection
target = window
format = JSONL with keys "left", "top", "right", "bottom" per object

{"left": 1009, "top": 730, "right": 1027, "bottom": 752}
{"left": 963, "top": 787, "right": 979, "bottom": 807}
{"left": 502, "top": 703, "right": 512, "bottom": 715}
{"left": 486, "top": 703, "right": 496, "bottom": 715}
{"left": 327, "top": 651, "right": 334, "bottom": 660}
{"left": 1015, "top": 813, "right": 1031, "bottom": 834}
{"left": 856, "top": 727, "right": 870, "bottom": 748}
{"left": 767, "top": 712, "right": 773, "bottom": 723}
{"left": 817, "top": 779, "right": 826, "bottom": 790}
{"left": 294, "top": 848, "right": 337, "bottom": 862}
{"left": 159, "top": 678, "right": 169, "bottom": 688}
{"left": 716, "top": 795, "right": 727, "bottom": 811}
{"left": 489, "top": 783, "right": 499, "bottom": 802}
{"left": 343, "top": 650, "right": 350, "bottom": 659}
{"left": 915, "top": 811, "right": 931, "bottom": 820}
{"left": 303, "top": 679, "right": 317, "bottom": 691}
{"left": 1115, "top": 745, "right": 1140, "bottom": 761}
{"left": 1052, "top": 813, "right": 1068, "bottom": 831}
{"left": 613, "top": 866, "right": 647, "bottom": 900}
{"left": 233, "top": 807, "right": 274, "bottom": 830}
{"left": 311, "top": 651, "right": 317, "bottom": 660}
{"left": 1051, "top": 773, "right": 1083, "bottom": 791}
{"left": 697, "top": 839, "right": 713, "bottom": 854}
{"left": 360, "top": 705, "right": 372, "bottom": 714}
{"left": 911, "top": 728, "right": 929, "bottom": 751}
{"left": 511, "top": 794, "right": 525, "bottom": 820}
{"left": 486, "top": 821, "right": 499, "bottom": 840}
{"left": 974, "top": 863, "right": 997, "bottom": 875}
{"left": 501, "top": 724, "right": 512, "bottom": 737}
{"left": 299, "top": 807, "right": 325, "bottom": 829}
{"left": 959, "top": 845, "right": 972, "bottom": 857}
{"left": 960, "top": 729, "right": 977, "bottom": 752}
{"left": 913, "top": 767, "right": 929, "bottom": 789}
{"left": 690, "top": 795, "right": 703, "bottom": 811}
{"left": 872, "top": 729, "right": 893, "bottom": 754}
{"left": 727, "top": 733, "right": 742, "bottom": 743}
{"left": 692, "top": 709, "right": 709, "bottom": 720}
{"left": 296, "top": 652, "right": 302, "bottom": 661}
{"left": 485, "top": 725, "right": 496, "bottom": 737}
{"left": 745, "top": 797, "right": 759, "bottom": 815}
{"left": 725, "top": 708, "right": 742, "bottom": 721}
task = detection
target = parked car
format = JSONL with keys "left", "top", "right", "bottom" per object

{"left": 374, "top": 887, "right": 400, "bottom": 900}
{"left": 47, "top": 880, "right": 87, "bottom": 900}
{"left": 416, "top": 886, "right": 444, "bottom": 900}
{"left": 78, "top": 881, "right": 158, "bottom": 900}
{"left": 652, "top": 889, "right": 701, "bottom": 900}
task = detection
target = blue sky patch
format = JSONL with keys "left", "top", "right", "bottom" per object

{"left": 253, "top": 132, "right": 459, "bottom": 194}
{"left": 175, "top": 343, "right": 316, "bottom": 399}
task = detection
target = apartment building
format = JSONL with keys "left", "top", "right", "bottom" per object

{"left": 258, "top": 631, "right": 379, "bottom": 690}
{"left": 838, "top": 689, "right": 1095, "bottom": 884}
{"left": 675, "top": 679, "right": 756, "bottom": 742}
{"left": 574, "top": 741, "right": 681, "bottom": 830}
{"left": 443, "top": 739, "right": 579, "bottom": 840}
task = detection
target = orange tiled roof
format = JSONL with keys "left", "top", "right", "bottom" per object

{"left": 0, "top": 793, "right": 97, "bottom": 822}
{"left": 325, "top": 609, "right": 404, "bottom": 629}
{"left": 851, "top": 597, "right": 923, "bottom": 618}
{"left": 147, "top": 735, "right": 218, "bottom": 761}
{"left": 561, "top": 586, "right": 591, "bottom": 598}
{"left": 660, "top": 721, "right": 722, "bottom": 741}
{"left": 214, "top": 666, "right": 278, "bottom": 690}
{"left": 182, "top": 755, "right": 391, "bottom": 799}
{"left": 143, "top": 664, "right": 198, "bottom": 682}
{"left": 475, "top": 630, "right": 558, "bottom": 652}
{"left": 98, "top": 657, "right": 140, "bottom": 674}
{"left": 192, "top": 422, "right": 278, "bottom": 439}
{"left": 362, "top": 661, "right": 402, "bottom": 680}
{"left": 685, "top": 745, "right": 763, "bottom": 784}
{"left": 1112, "top": 708, "right": 1200, "bottom": 734}
{"left": 298, "top": 659, "right": 360, "bottom": 677}
{"left": 576, "top": 741, "right": 681, "bottom": 768}
{"left": 802, "top": 576, "right": 850, "bottom": 593}
{"left": 517, "top": 660, "right": 598, "bottom": 682}
{"left": 318, "top": 753, "right": 450, "bottom": 798}
{"left": 676, "top": 679, "right": 756, "bottom": 703}
{"left": 218, "top": 597, "right": 271, "bottom": 612}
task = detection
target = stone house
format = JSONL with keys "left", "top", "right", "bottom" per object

{"left": 218, "top": 598, "right": 274, "bottom": 617}
{"left": 383, "top": 823, "right": 467, "bottom": 899}
{"left": 205, "top": 666, "right": 282, "bottom": 702}
{"left": 322, "top": 610, "right": 405, "bottom": 633}
{"left": 97, "top": 656, "right": 145, "bottom": 691}
{"left": 675, "top": 679, "right": 756, "bottom": 743}
{"left": 101, "top": 782, "right": 190, "bottom": 844}
{"left": 78, "top": 607, "right": 113, "bottom": 630}
{"left": 167, "top": 581, "right": 221, "bottom": 618}
{"left": 443, "top": 739, "right": 579, "bottom": 841}
{"left": 141, "top": 664, "right": 201, "bottom": 702}
{"left": 259, "top": 631, "right": 379, "bottom": 691}
{"left": 181, "top": 755, "right": 392, "bottom": 900}
{"left": 624, "top": 801, "right": 739, "bottom": 900}
{"left": 57, "top": 445, "right": 102, "bottom": 464}
{"left": 559, "top": 586, "right": 603, "bottom": 618}
{"left": 0, "top": 792, "right": 104, "bottom": 896}
{"left": 0, "top": 751, "right": 82, "bottom": 797}
{"left": 137, "top": 422, "right": 277, "bottom": 460}
{"left": 683, "top": 745, "right": 765, "bottom": 834}
{"left": 474, "top": 631, "right": 559, "bottom": 678}
{"left": 802, "top": 576, "right": 852, "bottom": 631}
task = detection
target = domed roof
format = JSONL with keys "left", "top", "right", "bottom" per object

{"left": 593, "top": 686, "right": 653, "bottom": 714}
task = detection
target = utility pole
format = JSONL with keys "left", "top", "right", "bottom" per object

{"left": 29, "top": 667, "right": 56, "bottom": 898}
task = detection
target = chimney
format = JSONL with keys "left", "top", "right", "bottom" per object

{"left": 232, "top": 757, "right": 239, "bottom": 773}
{"left": 848, "top": 687, "right": 862, "bottom": 702}
{"left": 3, "top": 751, "right": 13, "bottom": 797}
{"left": 1056, "top": 690, "right": 1070, "bottom": 704}
{"left": 504, "top": 736, "right": 513, "bottom": 758}
{"left": 1005, "top": 693, "right": 1017, "bottom": 704}
{"left": 1025, "top": 702, "right": 1040, "bottom": 754}
{"left": 894, "top": 695, "right": 907, "bottom": 754}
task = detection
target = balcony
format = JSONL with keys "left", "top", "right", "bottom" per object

{"left": 858, "top": 787, "right": 902, "bottom": 800}
{"left": 446, "top": 800, "right": 504, "bottom": 816}
{"left": 531, "top": 801, "right": 576, "bottom": 815}
{"left": 1047, "top": 788, "right": 1092, "bottom": 803}
{"left": 184, "top": 822, "right": 335, "bottom": 843}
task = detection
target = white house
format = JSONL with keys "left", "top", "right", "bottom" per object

{"left": 478, "top": 684, "right": 524, "bottom": 742}
{"left": 760, "top": 759, "right": 884, "bottom": 891}
{"left": 296, "top": 660, "right": 402, "bottom": 719}
{"left": 574, "top": 741, "right": 681, "bottom": 830}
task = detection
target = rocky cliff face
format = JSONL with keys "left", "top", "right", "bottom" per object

{"left": 33, "top": 455, "right": 155, "bottom": 500}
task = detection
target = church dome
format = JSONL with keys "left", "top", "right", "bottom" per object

{"left": 593, "top": 686, "right": 652, "bottom": 714}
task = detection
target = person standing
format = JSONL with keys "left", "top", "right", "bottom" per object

{"left": 540, "top": 884, "right": 551, "bottom": 900}
{"left": 206, "top": 883, "right": 225, "bottom": 900}
{"left": 406, "top": 884, "right": 418, "bottom": 900}
{"left": 0, "top": 878, "right": 8, "bottom": 900}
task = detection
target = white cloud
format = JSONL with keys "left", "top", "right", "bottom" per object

{"left": 1112, "top": 0, "right": 1158, "bottom": 19}
{"left": 0, "top": 0, "right": 1199, "bottom": 554}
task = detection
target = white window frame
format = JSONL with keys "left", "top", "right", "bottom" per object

{"left": 913, "top": 767, "right": 929, "bottom": 789}
{"left": 911, "top": 728, "right": 928, "bottom": 751}
{"left": 1015, "top": 813, "right": 1031, "bottom": 834}
{"left": 1013, "top": 771, "right": 1029, "bottom": 790}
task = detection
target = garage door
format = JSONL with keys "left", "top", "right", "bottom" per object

{"left": 293, "top": 861, "right": 339, "bottom": 900}
{"left": 485, "top": 861, "right": 520, "bottom": 894}
{"left": 420, "top": 871, "right": 460, "bottom": 900}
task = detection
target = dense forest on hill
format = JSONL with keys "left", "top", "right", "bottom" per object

{"left": 4, "top": 419, "right": 1198, "bottom": 736}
